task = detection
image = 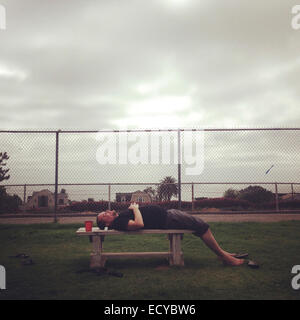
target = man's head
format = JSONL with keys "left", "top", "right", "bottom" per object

{"left": 96, "top": 210, "right": 118, "bottom": 230}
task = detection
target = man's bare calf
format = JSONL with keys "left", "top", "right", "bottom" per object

{"left": 200, "top": 229, "right": 245, "bottom": 266}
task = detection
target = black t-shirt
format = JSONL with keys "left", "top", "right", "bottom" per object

{"left": 111, "top": 205, "right": 168, "bottom": 231}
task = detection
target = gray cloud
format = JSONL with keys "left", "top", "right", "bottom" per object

{"left": 1, "top": 0, "right": 300, "bottom": 201}
{"left": 0, "top": 0, "right": 300, "bottom": 129}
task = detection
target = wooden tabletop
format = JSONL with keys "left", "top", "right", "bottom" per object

{"left": 76, "top": 227, "right": 195, "bottom": 236}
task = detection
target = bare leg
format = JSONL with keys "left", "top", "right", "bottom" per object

{"left": 200, "top": 228, "right": 244, "bottom": 266}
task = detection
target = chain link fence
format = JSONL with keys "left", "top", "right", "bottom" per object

{"left": 1, "top": 128, "right": 300, "bottom": 216}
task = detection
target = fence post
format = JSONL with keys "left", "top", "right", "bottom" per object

{"left": 23, "top": 184, "right": 26, "bottom": 204}
{"left": 22, "top": 184, "right": 27, "bottom": 212}
{"left": 54, "top": 130, "right": 60, "bottom": 223}
{"left": 291, "top": 183, "right": 294, "bottom": 200}
{"left": 177, "top": 129, "right": 182, "bottom": 210}
{"left": 108, "top": 184, "right": 111, "bottom": 210}
{"left": 275, "top": 182, "right": 279, "bottom": 212}
{"left": 191, "top": 182, "right": 194, "bottom": 211}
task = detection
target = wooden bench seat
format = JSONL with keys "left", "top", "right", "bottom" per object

{"left": 76, "top": 227, "right": 195, "bottom": 268}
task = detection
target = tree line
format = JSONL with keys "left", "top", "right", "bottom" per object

{"left": 0, "top": 152, "right": 22, "bottom": 213}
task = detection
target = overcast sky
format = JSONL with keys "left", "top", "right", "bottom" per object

{"left": 1, "top": 0, "right": 300, "bottom": 129}
{"left": 1, "top": 1, "right": 300, "bottom": 200}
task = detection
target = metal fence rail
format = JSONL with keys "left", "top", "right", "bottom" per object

{"left": 3, "top": 181, "right": 300, "bottom": 212}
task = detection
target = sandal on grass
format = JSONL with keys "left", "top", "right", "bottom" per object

{"left": 9, "top": 253, "right": 30, "bottom": 259}
{"left": 76, "top": 268, "right": 123, "bottom": 278}
{"left": 22, "top": 258, "right": 35, "bottom": 266}
{"left": 234, "top": 253, "right": 249, "bottom": 259}
{"left": 246, "top": 260, "right": 259, "bottom": 269}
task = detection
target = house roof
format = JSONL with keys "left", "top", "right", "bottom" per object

{"left": 30, "top": 189, "right": 68, "bottom": 197}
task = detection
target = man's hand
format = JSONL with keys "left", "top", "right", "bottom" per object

{"left": 128, "top": 202, "right": 139, "bottom": 210}
{"left": 127, "top": 202, "right": 144, "bottom": 231}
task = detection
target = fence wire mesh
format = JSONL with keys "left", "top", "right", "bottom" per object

{"left": 1, "top": 128, "right": 300, "bottom": 214}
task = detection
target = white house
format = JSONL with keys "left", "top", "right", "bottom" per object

{"left": 280, "top": 193, "right": 300, "bottom": 201}
{"left": 116, "top": 190, "right": 152, "bottom": 203}
{"left": 25, "top": 189, "right": 69, "bottom": 210}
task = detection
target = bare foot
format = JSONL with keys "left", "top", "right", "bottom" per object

{"left": 222, "top": 251, "right": 238, "bottom": 257}
{"left": 220, "top": 254, "right": 245, "bottom": 266}
{"left": 223, "top": 251, "right": 247, "bottom": 258}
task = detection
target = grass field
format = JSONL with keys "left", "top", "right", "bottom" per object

{"left": 0, "top": 222, "right": 300, "bottom": 300}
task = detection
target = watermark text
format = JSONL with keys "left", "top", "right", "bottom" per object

{"left": 0, "top": 265, "right": 6, "bottom": 290}
{"left": 95, "top": 130, "right": 204, "bottom": 176}
{"left": 0, "top": 4, "right": 6, "bottom": 30}
{"left": 291, "top": 5, "right": 300, "bottom": 30}
{"left": 291, "top": 265, "right": 300, "bottom": 290}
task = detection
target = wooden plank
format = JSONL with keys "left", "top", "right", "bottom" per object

{"left": 76, "top": 228, "right": 194, "bottom": 236}
{"left": 90, "top": 236, "right": 106, "bottom": 268}
{"left": 92, "top": 236, "right": 101, "bottom": 254}
{"left": 168, "top": 234, "right": 173, "bottom": 265}
{"left": 90, "top": 253, "right": 106, "bottom": 268}
{"left": 169, "top": 234, "right": 184, "bottom": 266}
{"left": 102, "top": 252, "right": 170, "bottom": 258}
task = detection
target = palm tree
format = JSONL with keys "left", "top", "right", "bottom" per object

{"left": 143, "top": 186, "right": 158, "bottom": 202}
{"left": 0, "top": 152, "right": 10, "bottom": 182}
{"left": 157, "top": 176, "right": 178, "bottom": 201}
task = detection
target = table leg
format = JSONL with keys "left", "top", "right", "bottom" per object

{"left": 168, "top": 234, "right": 184, "bottom": 266}
{"left": 90, "top": 235, "right": 106, "bottom": 268}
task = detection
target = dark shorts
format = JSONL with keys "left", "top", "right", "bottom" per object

{"left": 166, "top": 209, "right": 209, "bottom": 237}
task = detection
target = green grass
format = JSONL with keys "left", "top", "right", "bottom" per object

{"left": 0, "top": 222, "right": 300, "bottom": 300}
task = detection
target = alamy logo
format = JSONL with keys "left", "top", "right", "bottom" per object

{"left": 95, "top": 130, "right": 205, "bottom": 176}
{"left": 291, "top": 265, "right": 300, "bottom": 290}
{"left": 0, "top": 4, "right": 6, "bottom": 30}
{"left": 291, "top": 5, "right": 300, "bottom": 30}
{"left": 0, "top": 265, "right": 6, "bottom": 290}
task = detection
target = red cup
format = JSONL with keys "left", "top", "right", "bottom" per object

{"left": 85, "top": 221, "right": 93, "bottom": 232}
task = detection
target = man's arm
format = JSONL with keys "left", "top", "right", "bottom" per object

{"left": 127, "top": 202, "right": 144, "bottom": 231}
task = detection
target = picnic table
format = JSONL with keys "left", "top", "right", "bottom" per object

{"left": 76, "top": 227, "right": 195, "bottom": 268}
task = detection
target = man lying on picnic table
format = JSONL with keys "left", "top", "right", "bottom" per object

{"left": 96, "top": 202, "right": 259, "bottom": 268}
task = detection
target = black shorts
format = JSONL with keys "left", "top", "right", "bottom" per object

{"left": 166, "top": 209, "right": 209, "bottom": 237}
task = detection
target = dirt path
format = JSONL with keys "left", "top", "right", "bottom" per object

{"left": 1, "top": 214, "right": 300, "bottom": 224}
